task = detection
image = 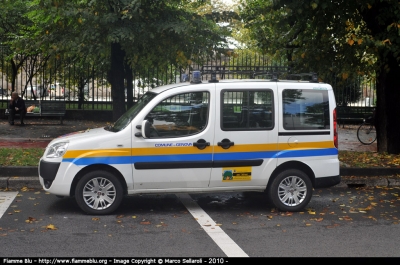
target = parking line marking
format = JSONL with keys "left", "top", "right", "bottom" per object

{"left": 0, "top": 192, "right": 18, "bottom": 219}
{"left": 178, "top": 193, "right": 249, "bottom": 257}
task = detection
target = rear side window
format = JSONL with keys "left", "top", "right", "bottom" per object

{"left": 282, "top": 89, "right": 330, "bottom": 130}
{"left": 221, "top": 90, "right": 274, "bottom": 131}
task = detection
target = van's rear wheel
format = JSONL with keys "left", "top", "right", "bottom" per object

{"left": 75, "top": 171, "right": 123, "bottom": 215}
{"left": 268, "top": 169, "right": 312, "bottom": 212}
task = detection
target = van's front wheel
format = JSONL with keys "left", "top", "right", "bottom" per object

{"left": 75, "top": 171, "right": 123, "bottom": 215}
{"left": 268, "top": 169, "right": 312, "bottom": 212}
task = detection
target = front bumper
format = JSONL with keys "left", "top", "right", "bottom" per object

{"left": 39, "top": 160, "right": 61, "bottom": 189}
{"left": 38, "top": 158, "right": 78, "bottom": 196}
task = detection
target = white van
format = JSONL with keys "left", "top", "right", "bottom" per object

{"left": 38, "top": 76, "right": 340, "bottom": 214}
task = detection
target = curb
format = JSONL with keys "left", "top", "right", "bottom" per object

{"left": 0, "top": 166, "right": 399, "bottom": 190}
{"left": 0, "top": 166, "right": 38, "bottom": 176}
{"left": 340, "top": 168, "right": 400, "bottom": 176}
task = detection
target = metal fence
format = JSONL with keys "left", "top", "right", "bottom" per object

{"left": 0, "top": 48, "right": 376, "bottom": 111}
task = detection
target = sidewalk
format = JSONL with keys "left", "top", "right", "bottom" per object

{"left": 0, "top": 119, "right": 399, "bottom": 189}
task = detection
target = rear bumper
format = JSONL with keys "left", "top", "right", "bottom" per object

{"left": 315, "top": 175, "right": 341, "bottom": 188}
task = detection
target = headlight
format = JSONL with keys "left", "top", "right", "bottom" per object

{"left": 46, "top": 142, "right": 69, "bottom": 158}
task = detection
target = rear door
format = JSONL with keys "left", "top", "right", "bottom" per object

{"left": 209, "top": 81, "right": 278, "bottom": 188}
{"left": 277, "top": 83, "right": 337, "bottom": 175}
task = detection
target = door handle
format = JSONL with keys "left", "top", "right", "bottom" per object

{"left": 193, "top": 139, "right": 210, "bottom": 150}
{"left": 217, "top": 138, "right": 234, "bottom": 149}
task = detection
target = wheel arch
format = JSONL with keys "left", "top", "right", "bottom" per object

{"left": 267, "top": 161, "right": 316, "bottom": 189}
{"left": 70, "top": 164, "right": 128, "bottom": 197}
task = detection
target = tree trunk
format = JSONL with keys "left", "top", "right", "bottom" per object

{"left": 376, "top": 53, "right": 400, "bottom": 154}
{"left": 376, "top": 64, "right": 387, "bottom": 152}
{"left": 77, "top": 77, "right": 85, "bottom": 110}
{"left": 125, "top": 63, "right": 134, "bottom": 110}
{"left": 109, "top": 42, "right": 126, "bottom": 122}
{"left": 10, "top": 59, "right": 17, "bottom": 93}
{"left": 361, "top": 2, "right": 400, "bottom": 154}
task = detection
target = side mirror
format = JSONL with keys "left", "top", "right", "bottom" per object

{"left": 141, "top": 120, "right": 152, "bottom": 139}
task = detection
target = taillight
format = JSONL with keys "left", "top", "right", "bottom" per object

{"left": 333, "top": 108, "right": 338, "bottom": 148}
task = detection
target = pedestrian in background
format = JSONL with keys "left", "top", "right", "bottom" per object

{"left": 8, "top": 92, "right": 26, "bottom": 125}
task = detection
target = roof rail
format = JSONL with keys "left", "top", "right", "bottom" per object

{"left": 199, "top": 65, "right": 318, "bottom": 82}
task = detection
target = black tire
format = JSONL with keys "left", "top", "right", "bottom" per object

{"left": 75, "top": 170, "right": 123, "bottom": 215}
{"left": 268, "top": 169, "right": 313, "bottom": 212}
{"left": 357, "top": 123, "right": 377, "bottom": 145}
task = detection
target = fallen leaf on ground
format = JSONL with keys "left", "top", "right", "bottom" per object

{"left": 46, "top": 224, "right": 57, "bottom": 230}
{"left": 326, "top": 224, "right": 340, "bottom": 229}
{"left": 282, "top": 212, "right": 293, "bottom": 216}
{"left": 363, "top": 216, "right": 377, "bottom": 221}
{"left": 309, "top": 218, "right": 324, "bottom": 222}
{"left": 25, "top": 217, "right": 36, "bottom": 223}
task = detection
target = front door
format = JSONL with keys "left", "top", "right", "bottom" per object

{"left": 132, "top": 88, "right": 215, "bottom": 190}
{"left": 209, "top": 82, "right": 278, "bottom": 188}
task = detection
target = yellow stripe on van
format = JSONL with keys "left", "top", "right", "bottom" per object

{"left": 62, "top": 141, "right": 335, "bottom": 159}
{"left": 63, "top": 149, "right": 131, "bottom": 159}
{"left": 214, "top": 141, "right": 334, "bottom": 153}
{"left": 213, "top": 143, "right": 277, "bottom": 153}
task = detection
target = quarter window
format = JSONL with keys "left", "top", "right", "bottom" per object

{"left": 145, "top": 92, "right": 209, "bottom": 138}
{"left": 221, "top": 90, "right": 274, "bottom": 131}
{"left": 282, "top": 89, "right": 330, "bottom": 130}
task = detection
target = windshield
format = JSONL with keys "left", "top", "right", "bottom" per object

{"left": 107, "top": 92, "right": 157, "bottom": 132}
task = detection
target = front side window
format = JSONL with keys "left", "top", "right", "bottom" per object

{"left": 110, "top": 92, "right": 157, "bottom": 132}
{"left": 282, "top": 89, "right": 330, "bottom": 130}
{"left": 145, "top": 92, "right": 209, "bottom": 138}
{"left": 221, "top": 90, "right": 274, "bottom": 131}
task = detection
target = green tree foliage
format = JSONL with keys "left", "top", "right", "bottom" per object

{"left": 0, "top": 0, "right": 34, "bottom": 93}
{"left": 26, "top": 0, "right": 230, "bottom": 120}
{"left": 240, "top": 0, "right": 400, "bottom": 153}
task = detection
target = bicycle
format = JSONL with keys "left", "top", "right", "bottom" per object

{"left": 357, "top": 117, "right": 377, "bottom": 145}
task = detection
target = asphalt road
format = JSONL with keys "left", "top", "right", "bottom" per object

{"left": 1, "top": 186, "right": 399, "bottom": 258}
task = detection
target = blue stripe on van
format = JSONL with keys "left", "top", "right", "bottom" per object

{"left": 62, "top": 156, "right": 132, "bottom": 165}
{"left": 274, "top": 148, "right": 338, "bottom": 158}
{"left": 213, "top": 148, "right": 338, "bottom": 160}
{"left": 62, "top": 154, "right": 213, "bottom": 166}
